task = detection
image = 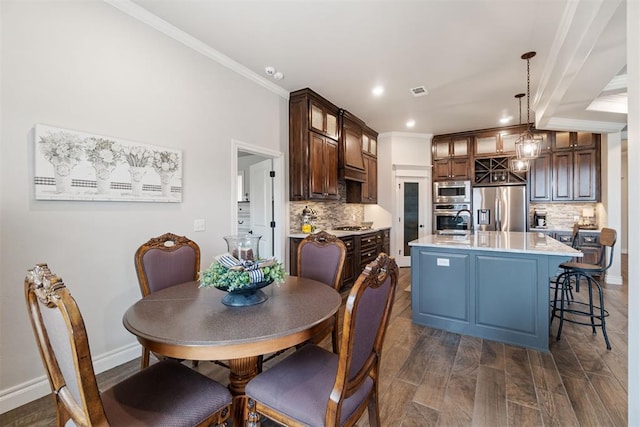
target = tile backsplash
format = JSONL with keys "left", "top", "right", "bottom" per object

{"left": 530, "top": 202, "right": 600, "bottom": 230}
{"left": 290, "top": 182, "right": 364, "bottom": 232}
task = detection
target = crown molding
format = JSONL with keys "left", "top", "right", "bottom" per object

{"left": 542, "top": 117, "right": 627, "bottom": 133}
{"left": 104, "top": 0, "right": 289, "bottom": 99}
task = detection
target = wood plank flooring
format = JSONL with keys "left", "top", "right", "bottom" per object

{"left": 1, "top": 256, "right": 628, "bottom": 426}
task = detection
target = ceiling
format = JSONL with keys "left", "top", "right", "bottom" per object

{"left": 124, "top": 0, "right": 628, "bottom": 136}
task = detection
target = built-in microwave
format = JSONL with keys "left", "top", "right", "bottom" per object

{"left": 433, "top": 180, "right": 471, "bottom": 203}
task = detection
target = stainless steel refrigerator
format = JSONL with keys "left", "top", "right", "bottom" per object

{"left": 472, "top": 186, "right": 527, "bottom": 231}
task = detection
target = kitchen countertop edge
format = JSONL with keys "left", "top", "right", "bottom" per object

{"left": 289, "top": 227, "right": 391, "bottom": 239}
{"left": 409, "top": 231, "right": 582, "bottom": 257}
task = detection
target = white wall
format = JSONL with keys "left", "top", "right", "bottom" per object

{"left": 0, "top": 1, "right": 287, "bottom": 411}
{"left": 375, "top": 132, "right": 432, "bottom": 260}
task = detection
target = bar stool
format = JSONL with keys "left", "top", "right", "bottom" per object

{"left": 550, "top": 228, "right": 616, "bottom": 350}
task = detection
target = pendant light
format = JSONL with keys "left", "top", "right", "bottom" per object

{"left": 510, "top": 92, "right": 530, "bottom": 172}
{"left": 511, "top": 51, "right": 542, "bottom": 172}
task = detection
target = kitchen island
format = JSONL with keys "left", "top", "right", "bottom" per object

{"left": 409, "top": 231, "right": 581, "bottom": 351}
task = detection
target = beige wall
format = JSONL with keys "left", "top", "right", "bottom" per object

{"left": 0, "top": 1, "right": 287, "bottom": 411}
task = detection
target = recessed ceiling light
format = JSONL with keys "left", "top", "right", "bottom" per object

{"left": 372, "top": 86, "right": 384, "bottom": 96}
{"left": 500, "top": 116, "right": 513, "bottom": 124}
{"left": 273, "top": 71, "right": 284, "bottom": 80}
{"left": 406, "top": 119, "right": 416, "bottom": 128}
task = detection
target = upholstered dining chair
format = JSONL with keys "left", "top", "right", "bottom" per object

{"left": 245, "top": 253, "right": 398, "bottom": 427}
{"left": 257, "top": 231, "right": 347, "bottom": 373}
{"left": 296, "top": 230, "right": 347, "bottom": 352}
{"left": 134, "top": 232, "right": 201, "bottom": 368}
{"left": 25, "top": 263, "right": 232, "bottom": 427}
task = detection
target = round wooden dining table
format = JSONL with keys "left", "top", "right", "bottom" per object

{"left": 123, "top": 276, "right": 342, "bottom": 425}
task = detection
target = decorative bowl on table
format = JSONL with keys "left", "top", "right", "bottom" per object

{"left": 198, "top": 234, "right": 285, "bottom": 307}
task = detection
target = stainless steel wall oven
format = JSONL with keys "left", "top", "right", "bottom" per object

{"left": 433, "top": 203, "right": 472, "bottom": 233}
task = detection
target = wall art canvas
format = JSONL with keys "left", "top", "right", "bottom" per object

{"left": 34, "top": 124, "right": 182, "bottom": 202}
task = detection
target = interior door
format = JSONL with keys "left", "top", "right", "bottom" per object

{"left": 250, "top": 159, "right": 274, "bottom": 258}
{"left": 396, "top": 177, "right": 429, "bottom": 267}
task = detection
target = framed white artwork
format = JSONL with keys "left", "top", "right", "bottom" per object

{"left": 33, "top": 124, "right": 182, "bottom": 202}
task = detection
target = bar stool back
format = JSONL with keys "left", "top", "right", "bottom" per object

{"left": 550, "top": 228, "right": 616, "bottom": 349}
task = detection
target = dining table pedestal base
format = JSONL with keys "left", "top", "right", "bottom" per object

{"left": 228, "top": 356, "right": 259, "bottom": 424}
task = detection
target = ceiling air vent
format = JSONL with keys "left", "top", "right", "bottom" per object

{"left": 410, "top": 86, "right": 428, "bottom": 97}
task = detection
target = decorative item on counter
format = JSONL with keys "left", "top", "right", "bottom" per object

{"left": 199, "top": 234, "right": 286, "bottom": 306}
{"left": 300, "top": 206, "right": 317, "bottom": 233}
{"left": 580, "top": 207, "right": 597, "bottom": 229}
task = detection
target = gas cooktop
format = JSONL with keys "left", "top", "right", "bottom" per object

{"left": 333, "top": 225, "right": 372, "bottom": 231}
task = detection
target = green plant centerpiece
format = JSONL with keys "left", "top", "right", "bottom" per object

{"left": 199, "top": 254, "right": 286, "bottom": 307}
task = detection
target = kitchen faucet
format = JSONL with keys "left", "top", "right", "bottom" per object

{"left": 454, "top": 209, "right": 473, "bottom": 232}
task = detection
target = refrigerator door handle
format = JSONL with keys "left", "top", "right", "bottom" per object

{"left": 495, "top": 194, "right": 501, "bottom": 230}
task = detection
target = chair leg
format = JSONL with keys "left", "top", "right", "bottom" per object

{"left": 550, "top": 273, "right": 562, "bottom": 326}
{"left": 367, "top": 392, "right": 380, "bottom": 427}
{"left": 555, "top": 273, "right": 569, "bottom": 342}
{"left": 586, "top": 275, "right": 597, "bottom": 335}
{"left": 141, "top": 348, "right": 150, "bottom": 369}
{"left": 595, "top": 280, "right": 612, "bottom": 350}
{"left": 246, "top": 399, "right": 261, "bottom": 427}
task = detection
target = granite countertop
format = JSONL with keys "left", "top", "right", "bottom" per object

{"left": 408, "top": 231, "right": 583, "bottom": 257}
{"left": 529, "top": 226, "right": 601, "bottom": 233}
{"left": 289, "top": 227, "right": 390, "bottom": 239}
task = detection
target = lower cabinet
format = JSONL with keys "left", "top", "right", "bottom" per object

{"left": 289, "top": 228, "right": 390, "bottom": 290}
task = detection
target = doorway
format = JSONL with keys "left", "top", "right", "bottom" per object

{"left": 395, "top": 175, "right": 430, "bottom": 267}
{"left": 232, "top": 140, "right": 284, "bottom": 261}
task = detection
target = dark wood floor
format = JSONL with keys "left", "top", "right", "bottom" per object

{"left": 2, "top": 257, "right": 628, "bottom": 426}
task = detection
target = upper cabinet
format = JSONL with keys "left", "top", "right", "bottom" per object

{"left": 432, "top": 135, "right": 470, "bottom": 180}
{"left": 347, "top": 126, "right": 378, "bottom": 203}
{"left": 530, "top": 132, "right": 600, "bottom": 202}
{"left": 309, "top": 99, "right": 339, "bottom": 140}
{"left": 289, "top": 88, "right": 378, "bottom": 202}
{"left": 432, "top": 125, "right": 600, "bottom": 200}
{"left": 474, "top": 131, "right": 519, "bottom": 157}
{"left": 553, "top": 131, "right": 598, "bottom": 151}
{"left": 433, "top": 136, "right": 469, "bottom": 160}
{"left": 289, "top": 89, "right": 340, "bottom": 201}
{"left": 340, "top": 110, "right": 367, "bottom": 182}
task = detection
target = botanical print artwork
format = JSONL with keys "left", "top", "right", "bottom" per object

{"left": 34, "top": 124, "right": 182, "bottom": 202}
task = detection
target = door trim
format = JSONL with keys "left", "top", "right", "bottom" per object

{"left": 232, "top": 140, "right": 285, "bottom": 262}
{"left": 393, "top": 167, "right": 431, "bottom": 268}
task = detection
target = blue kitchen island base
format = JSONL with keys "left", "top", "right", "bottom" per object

{"left": 410, "top": 232, "right": 579, "bottom": 352}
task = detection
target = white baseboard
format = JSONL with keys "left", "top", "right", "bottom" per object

{"left": 605, "top": 274, "right": 624, "bottom": 285}
{"left": 0, "top": 343, "right": 140, "bottom": 414}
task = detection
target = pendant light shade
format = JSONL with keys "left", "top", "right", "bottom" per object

{"left": 512, "top": 51, "right": 541, "bottom": 171}
{"left": 510, "top": 158, "right": 530, "bottom": 172}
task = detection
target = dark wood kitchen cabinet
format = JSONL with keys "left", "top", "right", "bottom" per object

{"left": 432, "top": 135, "right": 471, "bottom": 181}
{"left": 553, "top": 131, "right": 598, "bottom": 151}
{"left": 552, "top": 147, "right": 599, "bottom": 202}
{"left": 342, "top": 118, "right": 378, "bottom": 204}
{"left": 362, "top": 127, "right": 378, "bottom": 203}
{"left": 340, "top": 110, "right": 367, "bottom": 182}
{"left": 474, "top": 130, "right": 519, "bottom": 157}
{"left": 309, "top": 133, "right": 339, "bottom": 199}
{"left": 289, "top": 228, "right": 390, "bottom": 290}
{"left": 289, "top": 89, "right": 340, "bottom": 201}
{"left": 433, "top": 158, "right": 470, "bottom": 180}
{"left": 528, "top": 154, "right": 552, "bottom": 202}
{"left": 361, "top": 155, "right": 377, "bottom": 203}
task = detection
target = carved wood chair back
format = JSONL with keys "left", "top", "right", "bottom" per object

{"left": 24, "top": 263, "right": 231, "bottom": 427}
{"left": 297, "top": 230, "right": 347, "bottom": 291}
{"left": 134, "top": 232, "right": 201, "bottom": 296}
{"left": 246, "top": 253, "right": 398, "bottom": 427}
